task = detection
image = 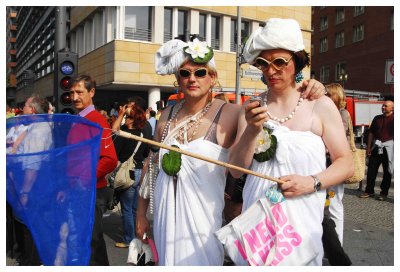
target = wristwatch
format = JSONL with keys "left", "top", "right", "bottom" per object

{"left": 311, "top": 175, "right": 322, "bottom": 192}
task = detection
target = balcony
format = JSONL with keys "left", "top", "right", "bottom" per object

{"left": 9, "top": 49, "right": 17, "bottom": 55}
{"left": 9, "top": 37, "right": 16, "bottom": 43}
{"left": 8, "top": 62, "right": 17, "bottom": 68}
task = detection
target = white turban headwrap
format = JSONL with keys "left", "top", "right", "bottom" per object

{"left": 243, "top": 18, "right": 305, "bottom": 65}
{"left": 155, "top": 39, "right": 216, "bottom": 75}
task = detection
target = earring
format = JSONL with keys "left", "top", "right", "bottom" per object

{"left": 260, "top": 75, "right": 268, "bottom": 86}
{"left": 173, "top": 81, "right": 180, "bottom": 88}
{"left": 295, "top": 71, "right": 304, "bottom": 83}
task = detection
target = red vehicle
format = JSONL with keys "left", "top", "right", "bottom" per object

{"left": 344, "top": 90, "right": 383, "bottom": 145}
{"left": 167, "top": 92, "right": 251, "bottom": 106}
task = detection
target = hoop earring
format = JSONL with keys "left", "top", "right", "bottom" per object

{"left": 295, "top": 71, "right": 304, "bottom": 83}
{"left": 261, "top": 75, "right": 268, "bottom": 86}
{"left": 208, "top": 90, "right": 213, "bottom": 103}
{"left": 173, "top": 81, "right": 180, "bottom": 88}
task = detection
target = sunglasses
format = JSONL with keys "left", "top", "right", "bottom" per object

{"left": 254, "top": 56, "right": 293, "bottom": 71}
{"left": 178, "top": 68, "right": 208, "bottom": 78}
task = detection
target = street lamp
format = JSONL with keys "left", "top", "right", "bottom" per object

{"left": 339, "top": 73, "right": 348, "bottom": 89}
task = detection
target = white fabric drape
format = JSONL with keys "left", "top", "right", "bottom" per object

{"left": 242, "top": 120, "right": 327, "bottom": 265}
{"left": 153, "top": 137, "right": 228, "bottom": 265}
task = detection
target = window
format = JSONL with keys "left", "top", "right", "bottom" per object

{"left": 178, "top": 10, "right": 188, "bottom": 39}
{"left": 231, "top": 19, "right": 237, "bottom": 52}
{"left": 336, "top": 8, "right": 345, "bottom": 24}
{"left": 352, "top": 24, "right": 364, "bottom": 42}
{"left": 335, "top": 31, "right": 345, "bottom": 48}
{"left": 84, "top": 19, "right": 93, "bottom": 54}
{"left": 125, "top": 7, "right": 152, "bottom": 42}
{"left": 335, "top": 62, "right": 346, "bottom": 81}
{"left": 320, "top": 66, "right": 329, "bottom": 83}
{"left": 230, "top": 19, "right": 249, "bottom": 52}
{"left": 320, "top": 16, "right": 328, "bottom": 31}
{"left": 77, "top": 27, "right": 84, "bottom": 56}
{"left": 93, "top": 12, "right": 104, "bottom": 49}
{"left": 354, "top": 6, "right": 365, "bottom": 17}
{"left": 319, "top": 37, "right": 328, "bottom": 53}
{"left": 164, "top": 8, "right": 172, "bottom": 42}
{"left": 199, "top": 13, "right": 207, "bottom": 41}
{"left": 211, "top": 15, "right": 220, "bottom": 50}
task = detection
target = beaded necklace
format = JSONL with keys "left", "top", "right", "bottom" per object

{"left": 161, "top": 100, "right": 212, "bottom": 143}
{"left": 263, "top": 90, "right": 304, "bottom": 124}
{"left": 160, "top": 101, "right": 183, "bottom": 142}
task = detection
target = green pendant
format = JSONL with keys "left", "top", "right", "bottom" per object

{"left": 162, "top": 145, "right": 182, "bottom": 176}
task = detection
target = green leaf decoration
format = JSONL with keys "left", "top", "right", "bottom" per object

{"left": 183, "top": 46, "right": 214, "bottom": 64}
{"left": 253, "top": 134, "right": 278, "bottom": 162}
{"left": 192, "top": 47, "right": 214, "bottom": 64}
{"left": 162, "top": 145, "right": 182, "bottom": 176}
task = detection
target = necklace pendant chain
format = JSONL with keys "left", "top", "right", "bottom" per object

{"left": 162, "top": 101, "right": 212, "bottom": 143}
{"left": 263, "top": 91, "right": 304, "bottom": 124}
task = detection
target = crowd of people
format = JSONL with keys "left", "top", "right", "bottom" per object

{"left": 6, "top": 17, "right": 394, "bottom": 266}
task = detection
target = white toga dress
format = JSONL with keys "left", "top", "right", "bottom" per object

{"left": 153, "top": 105, "right": 228, "bottom": 266}
{"left": 242, "top": 120, "right": 327, "bottom": 265}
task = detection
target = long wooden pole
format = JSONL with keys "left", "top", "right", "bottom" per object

{"left": 116, "top": 130, "right": 283, "bottom": 184}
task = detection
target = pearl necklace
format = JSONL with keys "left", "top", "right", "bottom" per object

{"left": 161, "top": 101, "right": 183, "bottom": 142}
{"left": 161, "top": 100, "right": 212, "bottom": 143}
{"left": 177, "top": 102, "right": 212, "bottom": 142}
{"left": 263, "top": 91, "right": 304, "bottom": 124}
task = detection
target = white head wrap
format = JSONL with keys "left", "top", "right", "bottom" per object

{"left": 155, "top": 39, "right": 216, "bottom": 75}
{"left": 243, "top": 18, "right": 305, "bottom": 64}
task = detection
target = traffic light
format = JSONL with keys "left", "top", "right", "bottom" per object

{"left": 54, "top": 49, "right": 78, "bottom": 114}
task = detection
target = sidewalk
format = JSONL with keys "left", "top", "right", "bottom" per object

{"left": 339, "top": 167, "right": 394, "bottom": 266}
{"left": 6, "top": 169, "right": 394, "bottom": 266}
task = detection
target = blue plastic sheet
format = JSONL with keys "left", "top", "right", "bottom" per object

{"left": 6, "top": 114, "right": 102, "bottom": 265}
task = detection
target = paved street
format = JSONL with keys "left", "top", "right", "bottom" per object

{"left": 341, "top": 172, "right": 394, "bottom": 266}
{"left": 6, "top": 167, "right": 394, "bottom": 266}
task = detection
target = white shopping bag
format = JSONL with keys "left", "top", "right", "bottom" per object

{"left": 215, "top": 198, "right": 319, "bottom": 266}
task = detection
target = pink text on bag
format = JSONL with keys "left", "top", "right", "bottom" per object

{"left": 234, "top": 203, "right": 302, "bottom": 266}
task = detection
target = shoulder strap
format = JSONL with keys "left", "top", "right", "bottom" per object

{"left": 204, "top": 101, "right": 227, "bottom": 143}
{"left": 130, "top": 132, "right": 143, "bottom": 160}
{"left": 347, "top": 115, "right": 356, "bottom": 151}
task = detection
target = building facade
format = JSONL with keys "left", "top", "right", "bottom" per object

{"left": 311, "top": 6, "right": 394, "bottom": 98}
{"left": 6, "top": 7, "right": 18, "bottom": 106}
{"left": 11, "top": 7, "right": 57, "bottom": 106}
{"left": 11, "top": 6, "right": 312, "bottom": 110}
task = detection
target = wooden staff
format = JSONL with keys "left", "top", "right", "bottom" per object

{"left": 116, "top": 130, "right": 283, "bottom": 184}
